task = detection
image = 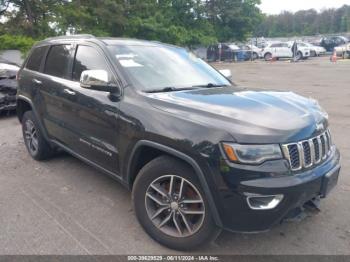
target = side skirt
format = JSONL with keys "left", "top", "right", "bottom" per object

{"left": 51, "top": 139, "right": 127, "bottom": 188}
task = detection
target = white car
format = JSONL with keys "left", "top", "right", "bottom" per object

{"left": 247, "top": 44, "right": 263, "bottom": 59}
{"left": 262, "top": 42, "right": 310, "bottom": 61}
{"left": 334, "top": 43, "right": 350, "bottom": 57}
{"left": 298, "top": 42, "right": 326, "bottom": 57}
{"left": 236, "top": 44, "right": 262, "bottom": 60}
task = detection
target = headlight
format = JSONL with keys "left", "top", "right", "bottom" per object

{"left": 222, "top": 143, "right": 282, "bottom": 164}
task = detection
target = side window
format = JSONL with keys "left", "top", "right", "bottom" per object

{"left": 44, "top": 45, "right": 71, "bottom": 78}
{"left": 26, "top": 46, "right": 47, "bottom": 72}
{"left": 73, "top": 45, "right": 111, "bottom": 82}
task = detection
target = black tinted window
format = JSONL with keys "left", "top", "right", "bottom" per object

{"left": 73, "top": 45, "right": 110, "bottom": 81}
{"left": 44, "top": 45, "right": 71, "bottom": 78}
{"left": 26, "top": 46, "right": 47, "bottom": 71}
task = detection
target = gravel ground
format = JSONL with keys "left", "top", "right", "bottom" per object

{"left": 0, "top": 56, "right": 349, "bottom": 255}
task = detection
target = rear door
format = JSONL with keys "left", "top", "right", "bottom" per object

{"left": 269, "top": 43, "right": 279, "bottom": 57}
{"left": 38, "top": 44, "right": 76, "bottom": 145}
{"left": 19, "top": 45, "right": 49, "bottom": 116}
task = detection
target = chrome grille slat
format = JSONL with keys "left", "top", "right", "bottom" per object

{"left": 320, "top": 134, "right": 326, "bottom": 159}
{"left": 302, "top": 141, "right": 312, "bottom": 167}
{"left": 317, "top": 136, "right": 323, "bottom": 161}
{"left": 283, "top": 130, "right": 332, "bottom": 171}
{"left": 324, "top": 133, "right": 329, "bottom": 157}
{"left": 309, "top": 139, "right": 315, "bottom": 165}
{"left": 297, "top": 143, "right": 304, "bottom": 169}
{"left": 326, "top": 130, "right": 332, "bottom": 146}
{"left": 312, "top": 138, "right": 320, "bottom": 163}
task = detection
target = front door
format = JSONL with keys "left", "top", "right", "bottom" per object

{"left": 282, "top": 43, "right": 292, "bottom": 57}
{"left": 65, "top": 44, "right": 121, "bottom": 174}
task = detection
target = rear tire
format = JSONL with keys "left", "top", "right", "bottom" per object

{"left": 132, "top": 155, "right": 220, "bottom": 250}
{"left": 22, "top": 111, "right": 55, "bottom": 161}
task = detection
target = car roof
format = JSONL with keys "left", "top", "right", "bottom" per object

{"left": 35, "top": 34, "right": 167, "bottom": 47}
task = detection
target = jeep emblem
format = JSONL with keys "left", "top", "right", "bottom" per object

{"left": 316, "top": 122, "right": 324, "bottom": 131}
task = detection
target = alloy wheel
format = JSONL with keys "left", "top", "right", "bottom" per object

{"left": 145, "top": 175, "right": 205, "bottom": 238}
{"left": 296, "top": 52, "right": 302, "bottom": 60}
{"left": 24, "top": 119, "right": 39, "bottom": 155}
{"left": 265, "top": 53, "right": 272, "bottom": 61}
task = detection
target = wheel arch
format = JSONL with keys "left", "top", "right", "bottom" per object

{"left": 16, "top": 97, "right": 32, "bottom": 122}
{"left": 127, "top": 140, "right": 222, "bottom": 227}
{"left": 16, "top": 95, "right": 50, "bottom": 142}
{"left": 264, "top": 52, "right": 272, "bottom": 60}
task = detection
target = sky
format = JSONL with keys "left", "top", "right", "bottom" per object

{"left": 259, "top": 0, "right": 350, "bottom": 14}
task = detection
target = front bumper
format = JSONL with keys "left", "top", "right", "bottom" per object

{"left": 216, "top": 146, "right": 340, "bottom": 233}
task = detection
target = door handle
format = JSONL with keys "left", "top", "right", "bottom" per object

{"left": 63, "top": 89, "right": 76, "bottom": 95}
{"left": 32, "top": 79, "right": 42, "bottom": 85}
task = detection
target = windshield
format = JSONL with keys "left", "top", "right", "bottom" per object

{"left": 107, "top": 45, "right": 230, "bottom": 92}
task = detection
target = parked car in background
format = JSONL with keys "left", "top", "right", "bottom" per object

{"left": 237, "top": 44, "right": 261, "bottom": 60}
{"left": 249, "top": 44, "right": 263, "bottom": 59}
{"left": 207, "top": 43, "right": 252, "bottom": 62}
{"left": 298, "top": 42, "right": 326, "bottom": 57}
{"left": 334, "top": 43, "right": 350, "bottom": 58}
{"left": 0, "top": 59, "right": 19, "bottom": 113}
{"left": 320, "top": 36, "right": 349, "bottom": 52}
{"left": 262, "top": 42, "right": 310, "bottom": 61}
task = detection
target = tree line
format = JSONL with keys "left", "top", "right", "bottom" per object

{"left": 0, "top": 0, "right": 261, "bottom": 47}
{"left": 256, "top": 5, "right": 350, "bottom": 37}
{"left": 0, "top": 0, "right": 350, "bottom": 52}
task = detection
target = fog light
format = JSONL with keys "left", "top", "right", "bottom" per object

{"left": 245, "top": 194, "right": 284, "bottom": 210}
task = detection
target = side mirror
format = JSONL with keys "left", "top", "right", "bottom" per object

{"left": 80, "top": 70, "right": 118, "bottom": 93}
{"left": 219, "top": 69, "right": 232, "bottom": 80}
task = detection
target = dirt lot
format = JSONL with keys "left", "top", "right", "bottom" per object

{"left": 0, "top": 57, "right": 349, "bottom": 255}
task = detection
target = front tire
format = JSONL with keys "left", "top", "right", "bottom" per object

{"left": 264, "top": 52, "right": 272, "bottom": 61}
{"left": 22, "top": 111, "right": 55, "bottom": 160}
{"left": 296, "top": 51, "right": 303, "bottom": 60}
{"left": 132, "top": 156, "right": 220, "bottom": 250}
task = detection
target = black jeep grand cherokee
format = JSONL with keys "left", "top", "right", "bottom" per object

{"left": 17, "top": 35, "right": 341, "bottom": 250}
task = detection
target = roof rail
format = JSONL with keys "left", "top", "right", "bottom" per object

{"left": 43, "top": 34, "right": 95, "bottom": 41}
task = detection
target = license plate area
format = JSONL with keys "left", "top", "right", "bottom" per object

{"left": 320, "top": 167, "right": 340, "bottom": 198}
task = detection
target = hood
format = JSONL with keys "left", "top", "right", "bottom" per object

{"left": 145, "top": 87, "right": 329, "bottom": 143}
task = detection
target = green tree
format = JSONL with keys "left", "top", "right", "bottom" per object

{"left": 256, "top": 5, "right": 350, "bottom": 37}
{"left": 205, "top": 0, "right": 262, "bottom": 41}
{"left": 0, "top": 0, "right": 64, "bottom": 37}
{"left": 0, "top": 0, "right": 263, "bottom": 47}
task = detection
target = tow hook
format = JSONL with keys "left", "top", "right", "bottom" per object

{"left": 283, "top": 196, "right": 321, "bottom": 223}
{"left": 304, "top": 196, "right": 321, "bottom": 213}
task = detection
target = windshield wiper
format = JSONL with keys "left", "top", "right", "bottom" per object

{"left": 145, "top": 86, "right": 198, "bottom": 93}
{"left": 192, "top": 83, "right": 229, "bottom": 88}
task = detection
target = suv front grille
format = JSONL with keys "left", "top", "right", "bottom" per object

{"left": 282, "top": 130, "right": 332, "bottom": 171}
